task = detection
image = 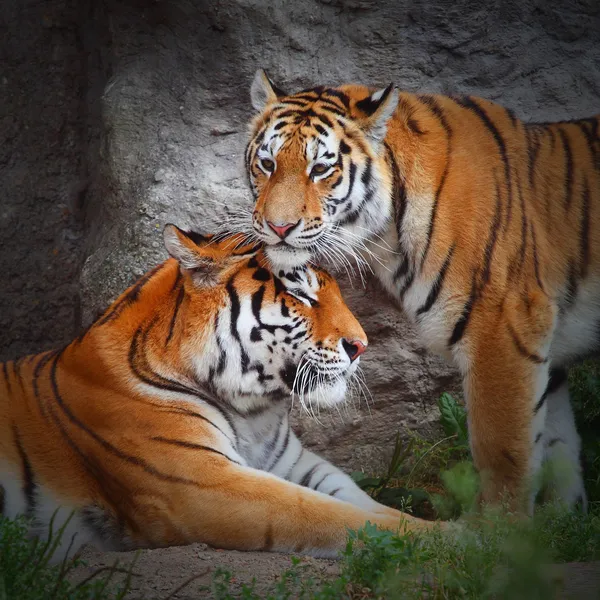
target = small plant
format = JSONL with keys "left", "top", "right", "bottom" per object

{"left": 0, "top": 513, "right": 135, "bottom": 600}
{"left": 351, "top": 392, "right": 471, "bottom": 519}
{"left": 437, "top": 392, "right": 469, "bottom": 448}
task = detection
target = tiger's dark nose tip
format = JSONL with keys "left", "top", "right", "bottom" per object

{"left": 267, "top": 220, "right": 298, "bottom": 239}
{"left": 342, "top": 339, "right": 367, "bottom": 362}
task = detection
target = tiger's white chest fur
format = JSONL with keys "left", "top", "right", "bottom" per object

{"left": 365, "top": 195, "right": 462, "bottom": 363}
{"left": 550, "top": 277, "right": 600, "bottom": 365}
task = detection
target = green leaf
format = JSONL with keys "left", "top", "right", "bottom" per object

{"left": 356, "top": 477, "right": 384, "bottom": 490}
{"left": 350, "top": 471, "right": 366, "bottom": 483}
{"left": 438, "top": 392, "right": 469, "bottom": 446}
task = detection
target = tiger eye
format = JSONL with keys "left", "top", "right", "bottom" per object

{"left": 311, "top": 163, "right": 329, "bottom": 177}
{"left": 260, "top": 158, "right": 275, "bottom": 173}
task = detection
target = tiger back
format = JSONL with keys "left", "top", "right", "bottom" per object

{"left": 0, "top": 225, "right": 436, "bottom": 561}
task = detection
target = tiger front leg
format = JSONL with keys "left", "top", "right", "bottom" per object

{"left": 137, "top": 460, "right": 434, "bottom": 557}
{"left": 462, "top": 299, "right": 554, "bottom": 513}
{"left": 278, "top": 431, "right": 403, "bottom": 518}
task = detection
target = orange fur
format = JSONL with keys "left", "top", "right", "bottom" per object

{"left": 246, "top": 72, "right": 599, "bottom": 512}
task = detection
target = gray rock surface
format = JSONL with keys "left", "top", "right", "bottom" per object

{"left": 2, "top": 0, "right": 599, "bottom": 470}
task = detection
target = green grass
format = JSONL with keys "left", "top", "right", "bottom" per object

{"left": 0, "top": 513, "right": 135, "bottom": 600}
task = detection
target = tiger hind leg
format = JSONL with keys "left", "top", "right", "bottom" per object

{"left": 534, "top": 368, "right": 587, "bottom": 511}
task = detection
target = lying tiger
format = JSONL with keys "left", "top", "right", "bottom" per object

{"left": 245, "top": 70, "right": 599, "bottom": 513}
{"left": 0, "top": 225, "right": 435, "bottom": 561}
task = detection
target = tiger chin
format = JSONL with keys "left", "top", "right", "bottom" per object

{"left": 245, "top": 69, "right": 599, "bottom": 515}
{"left": 0, "top": 225, "right": 439, "bottom": 563}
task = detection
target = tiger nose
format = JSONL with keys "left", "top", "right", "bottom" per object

{"left": 342, "top": 339, "right": 367, "bottom": 362}
{"left": 267, "top": 220, "right": 298, "bottom": 239}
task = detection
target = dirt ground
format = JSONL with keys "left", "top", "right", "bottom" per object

{"left": 70, "top": 543, "right": 340, "bottom": 599}
{"left": 69, "top": 543, "right": 600, "bottom": 600}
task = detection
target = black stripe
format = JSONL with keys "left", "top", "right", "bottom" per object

{"left": 226, "top": 279, "right": 250, "bottom": 372}
{"left": 12, "top": 359, "right": 25, "bottom": 391}
{"left": 165, "top": 275, "right": 185, "bottom": 345}
{"left": 530, "top": 223, "right": 545, "bottom": 293}
{"left": 580, "top": 175, "right": 590, "bottom": 278}
{"left": 129, "top": 323, "right": 198, "bottom": 396}
{"left": 160, "top": 408, "right": 228, "bottom": 438}
{"left": 95, "top": 263, "right": 166, "bottom": 327}
{"left": 361, "top": 156, "right": 372, "bottom": 187}
{"left": 49, "top": 351, "right": 199, "bottom": 485}
{"left": 535, "top": 432, "right": 542, "bottom": 444}
{"left": 449, "top": 172, "right": 501, "bottom": 345}
{"left": 32, "top": 349, "right": 61, "bottom": 418}
{"left": 266, "top": 424, "right": 291, "bottom": 472}
{"left": 416, "top": 243, "right": 456, "bottom": 316}
{"left": 331, "top": 174, "right": 343, "bottom": 189}
{"left": 383, "top": 141, "right": 407, "bottom": 244}
{"left": 12, "top": 424, "right": 36, "bottom": 516}
{"left": 507, "top": 170, "right": 528, "bottom": 282}
{"left": 399, "top": 95, "right": 425, "bottom": 135}
{"left": 329, "top": 487, "right": 342, "bottom": 497}
{"left": 558, "top": 127, "right": 575, "bottom": 210}
{"left": 533, "top": 368, "right": 566, "bottom": 415}
{"left": 314, "top": 100, "right": 346, "bottom": 117}
{"left": 151, "top": 436, "right": 240, "bottom": 464}
{"left": 418, "top": 96, "right": 452, "bottom": 270}
{"left": 313, "top": 472, "right": 332, "bottom": 491}
{"left": 339, "top": 140, "right": 351, "bottom": 154}
{"left": 299, "top": 464, "right": 321, "bottom": 488}
{"left": 533, "top": 394, "right": 546, "bottom": 414}
{"left": 502, "top": 449, "right": 517, "bottom": 467}
{"left": 526, "top": 126, "right": 541, "bottom": 188}
{"left": 575, "top": 118, "right": 600, "bottom": 171}
{"left": 279, "top": 99, "right": 310, "bottom": 108}
{"left": 47, "top": 404, "right": 131, "bottom": 513}
{"left": 547, "top": 437, "right": 563, "bottom": 448}
{"left": 547, "top": 367, "right": 567, "bottom": 394}
{"left": 453, "top": 97, "right": 513, "bottom": 234}
{"left": 314, "top": 123, "right": 328, "bottom": 136}
{"left": 399, "top": 270, "right": 415, "bottom": 301}
{"left": 564, "top": 260, "right": 578, "bottom": 309}
{"left": 449, "top": 281, "right": 476, "bottom": 346}
{"left": 393, "top": 256, "right": 410, "bottom": 283}
{"left": 127, "top": 319, "right": 236, "bottom": 435}
{"left": 323, "top": 89, "right": 350, "bottom": 109}
{"left": 2, "top": 362, "right": 11, "bottom": 395}
{"left": 505, "top": 107, "right": 518, "bottom": 127}
{"left": 516, "top": 172, "right": 528, "bottom": 275}
{"left": 294, "top": 85, "right": 325, "bottom": 98}
{"left": 507, "top": 323, "right": 546, "bottom": 364}
{"left": 331, "top": 161, "right": 356, "bottom": 205}
{"left": 479, "top": 178, "right": 503, "bottom": 288}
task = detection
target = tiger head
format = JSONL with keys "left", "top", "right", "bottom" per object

{"left": 245, "top": 70, "right": 399, "bottom": 271}
{"left": 161, "top": 225, "right": 368, "bottom": 412}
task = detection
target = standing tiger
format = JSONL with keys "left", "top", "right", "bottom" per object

{"left": 0, "top": 226, "right": 435, "bottom": 562}
{"left": 245, "top": 69, "right": 600, "bottom": 513}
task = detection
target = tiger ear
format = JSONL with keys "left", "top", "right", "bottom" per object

{"left": 163, "top": 224, "right": 261, "bottom": 285}
{"left": 355, "top": 83, "right": 398, "bottom": 144}
{"left": 250, "top": 69, "right": 287, "bottom": 112}
{"left": 163, "top": 224, "right": 214, "bottom": 273}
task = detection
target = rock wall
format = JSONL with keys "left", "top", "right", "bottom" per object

{"left": 0, "top": 0, "right": 88, "bottom": 361}
{"left": 2, "top": 0, "right": 599, "bottom": 470}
